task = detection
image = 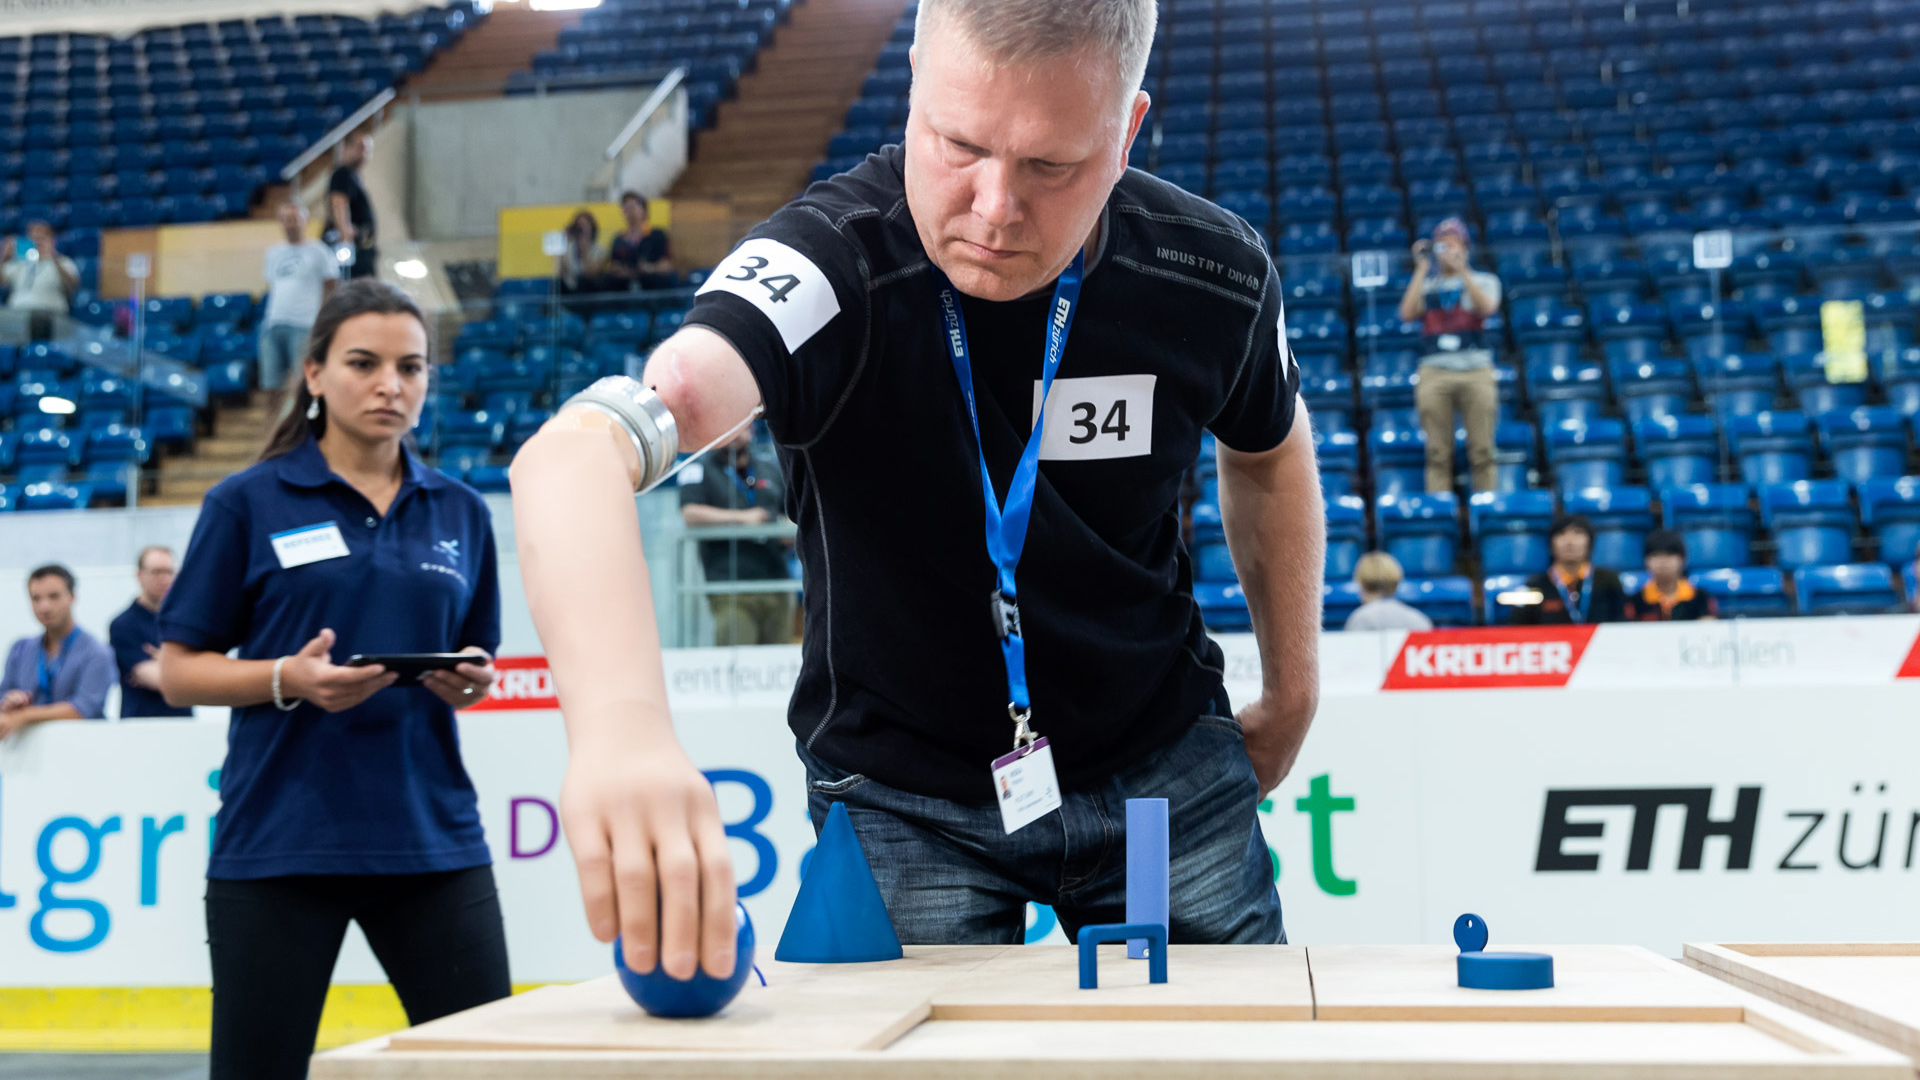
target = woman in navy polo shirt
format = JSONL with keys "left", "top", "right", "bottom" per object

{"left": 159, "top": 281, "right": 511, "bottom": 1080}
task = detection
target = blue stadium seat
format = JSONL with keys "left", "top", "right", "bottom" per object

{"left": 1818, "top": 406, "right": 1909, "bottom": 485}
{"left": 1565, "top": 486, "right": 1655, "bottom": 572}
{"left": 1729, "top": 410, "right": 1813, "bottom": 485}
{"left": 1368, "top": 425, "right": 1426, "bottom": 500}
{"left": 144, "top": 405, "right": 197, "bottom": 450}
{"left": 1469, "top": 489, "right": 1553, "bottom": 574}
{"left": 1761, "top": 479, "right": 1856, "bottom": 570}
{"left": 1546, "top": 417, "right": 1627, "bottom": 499}
{"left": 1481, "top": 573, "right": 1532, "bottom": 626}
{"left": 1794, "top": 563, "right": 1904, "bottom": 615}
{"left": 1323, "top": 581, "right": 1363, "bottom": 631}
{"left": 439, "top": 409, "right": 507, "bottom": 450}
{"left": 18, "top": 482, "right": 93, "bottom": 512}
{"left": 1856, "top": 476, "right": 1920, "bottom": 565}
{"left": 1696, "top": 351, "right": 1781, "bottom": 418}
{"left": 1693, "top": 567, "right": 1793, "bottom": 618}
{"left": 1615, "top": 358, "right": 1692, "bottom": 426}
{"left": 1317, "top": 429, "right": 1359, "bottom": 497}
{"left": 1636, "top": 414, "right": 1722, "bottom": 490}
{"left": 1325, "top": 495, "right": 1367, "bottom": 583}
{"left": 1785, "top": 351, "right": 1869, "bottom": 417}
{"left": 1197, "top": 581, "right": 1252, "bottom": 633}
{"left": 1376, "top": 492, "right": 1458, "bottom": 577}
{"left": 1397, "top": 576, "right": 1475, "bottom": 627}
{"left": 1662, "top": 483, "right": 1757, "bottom": 569}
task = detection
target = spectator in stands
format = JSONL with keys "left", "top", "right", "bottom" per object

{"left": 558, "top": 209, "right": 618, "bottom": 300}
{"left": 0, "top": 565, "right": 115, "bottom": 737}
{"left": 1626, "top": 530, "right": 1716, "bottom": 622}
{"left": 109, "top": 546, "right": 194, "bottom": 719}
{"left": 325, "top": 131, "right": 377, "bottom": 280}
{"left": 158, "top": 280, "right": 510, "bottom": 1079}
{"left": 1513, "top": 515, "right": 1627, "bottom": 625}
{"left": 2, "top": 222, "right": 81, "bottom": 341}
{"left": 1343, "top": 551, "right": 1433, "bottom": 631}
{"left": 1400, "top": 218, "right": 1502, "bottom": 495}
{"left": 261, "top": 199, "right": 339, "bottom": 409}
{"left": 678, "top": 428, "right": 793, "bottom": 645}
{"left": 607, "top": 192, "right": 675, "bottom": 290}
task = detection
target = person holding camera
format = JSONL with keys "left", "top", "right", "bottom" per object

{"left": 1399, "top": 218, "right": 1502, "bottom": 494}
{"left": 2, "top": 221, "right": 81, "bottom": 340}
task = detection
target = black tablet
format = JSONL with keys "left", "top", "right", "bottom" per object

{"left": 346, "top": 653, "right": 474, "bottom": 686}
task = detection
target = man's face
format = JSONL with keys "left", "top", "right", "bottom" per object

{"left": 343, "top": 134, "right": 369, "bottom": 166}
{"left": 138, "top": 552, "right": 176, "bottom": 604}
{"left": 1551, "top": 529, "right": 1592, "bottom": 566}
{"left": 904, "top": 29, "right": 1148, "bottom": 301}
{"left": 623, "top": 198, "right": 647, "bottom": 228}
{"left": 1645, "top": 552, "right": 1684, "bottom": 585}
{"left": 27, "top": 223, "right": 54, "bottom": 252}
{"left": 29, "top": 577, "right": 73, "bottom": 631}
{"left": 278, "top": 201, "right": 306, "bottom": 241}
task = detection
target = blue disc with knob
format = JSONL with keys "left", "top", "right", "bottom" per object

{"left": 615, "top": 902, "right": 757, "bottom": 1018}
{"left": 1453, "top": 912, "right": 1553, "bottom": 991}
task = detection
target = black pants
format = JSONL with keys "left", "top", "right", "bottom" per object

{"left": 205, "top": 865, "right": 512, "bottom": 1080}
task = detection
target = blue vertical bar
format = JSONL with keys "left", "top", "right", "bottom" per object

{"left": 1125, "top": 798, "right": 1168, "bottom": 959}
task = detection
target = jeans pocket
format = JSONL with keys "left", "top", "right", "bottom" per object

{"left": 808, "top": 771, "right": 871, "bottom": 796}
{"left": 1193, "top": 713, "right": 1247, "bottom": 740}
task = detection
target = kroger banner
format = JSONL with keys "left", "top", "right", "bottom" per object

{"left": 3, "top": 620, "right": 1920, "bottom": 986}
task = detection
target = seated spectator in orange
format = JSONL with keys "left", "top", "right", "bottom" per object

{"left": 1512, "top": 515, "right": 1628, "bottom": 625}
{"left": 1626, "top": 530, "right": 1716, "bottom": 622}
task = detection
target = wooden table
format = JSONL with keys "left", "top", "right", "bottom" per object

{"left": 313, "top": 944, "right": 1913, "bottom": 1078}
{"left": 1687, "top": 942, "right": 1920, "bottom": 1063}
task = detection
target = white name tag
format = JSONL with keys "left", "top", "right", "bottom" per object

{"left": 697, "top": 237, "right": 841, "bottom": 353}
{"left": 990, "top": 738, "right": 1064, "bottom": 835}
{"left": 1031, "top": 374, "right": 1156, "bottom": 461}
{"left": 270, "top": 522, "right": 351, "bottom": 569}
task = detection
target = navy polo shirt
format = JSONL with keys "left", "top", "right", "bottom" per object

{"left": 109, "top": 601, "right": 195, "bottom": 718}
{"left": 159, "top": 437, "right": 501, "bottom": 879}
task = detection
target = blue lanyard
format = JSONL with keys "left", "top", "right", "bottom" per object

{"left": 728, "top": 466, "right": 758, "bottom": 505}
{"left": 933, "top": 249, "right": 1085, "bottom": 718}
{"left": 35, "top": 628, "right": 79, "bottom": 705}
{"left": 1551, "top": 567, "right": 1593, "bottom": 625}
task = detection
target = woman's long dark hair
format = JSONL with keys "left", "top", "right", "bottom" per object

{"left": 259, "top": 278, "right": 431, "bottom": 462}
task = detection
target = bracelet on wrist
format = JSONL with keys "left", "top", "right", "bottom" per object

{"left": 272, "top": 656, "right": 301, "bottom": 712}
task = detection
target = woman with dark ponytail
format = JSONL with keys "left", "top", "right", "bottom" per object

{"left": 158, "top": 280, "right": 511, "bottom": 1079}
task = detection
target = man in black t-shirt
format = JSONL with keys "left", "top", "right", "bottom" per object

{"left": 325, "top": 132, "right": 376, "bottom": 280}
{"left": 608, "top": 191, "right": 675, "bottom": 290}
{"left": 678, "top": 431, "right": 794, "bottom": 645}
{"left": 1513, "top": 515, "right": 1629, "bottom": 625}
{"left": 512, "top": 0, "right": 1322, "bottom": 978}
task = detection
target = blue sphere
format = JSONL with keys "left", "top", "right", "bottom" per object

{"left": 614, "top": 904, "right": 755, "bottom": 1018}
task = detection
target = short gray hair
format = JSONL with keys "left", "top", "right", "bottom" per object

{"left": 913, "top": 0, "right": 1157, "bottom": 108}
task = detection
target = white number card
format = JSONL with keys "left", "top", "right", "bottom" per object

{"left": 1030, "top": 374, "right": 1156, "bottom": 462}
{"left": 697, "top": 238, "right": 842, "bottom": 353}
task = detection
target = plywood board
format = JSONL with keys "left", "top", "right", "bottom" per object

{"left": 316, "top": 1009, "right": 1913, "bottom": 1079}
{"left": 1307, "top": 945, "right": 1750, "bottom": 1021}
{"left": 929, "top": 945, "right": 1313, "bottom": 1020}
{"left": 384, "top": 946, "right": 1006, "bottom": 1054}
{"left": 1686, "top": 942, "right": 1920, "bottom": 1061}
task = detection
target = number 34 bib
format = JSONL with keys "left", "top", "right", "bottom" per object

{"left": 1029, "top": 374, "right": 1156, "bottom": 461}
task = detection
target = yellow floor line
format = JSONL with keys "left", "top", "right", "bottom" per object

{"left": 0, "top": 984, "right": 552, "bottom": 1052}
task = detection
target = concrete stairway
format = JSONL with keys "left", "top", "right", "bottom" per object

{"left": 406, "top": 3, "right": 580, "bottom": 101}
{"left": 669, "top": 0, "right": 910, "bottom": 226}
{"left": 146, "top": 394, "right": 277, "bottom": 506}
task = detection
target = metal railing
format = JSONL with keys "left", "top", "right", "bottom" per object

{"left": 280, "top": 87, "right": 399, "bottom": 183}
{"left": 674, "top": 521, "right": 801, "bottom": 646}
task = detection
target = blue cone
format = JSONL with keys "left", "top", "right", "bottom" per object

{"left": 774, "top": 802, "right": 903, "bottom": 963}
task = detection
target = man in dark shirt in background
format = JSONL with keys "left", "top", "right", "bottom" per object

{"left": 109, "top": 545, "right": 195, "bottom": 718}
{"left": 1513, "top": 515, "right": 1628, "bottom": 625}
{"left": 677, "top": 430, "right": 792, "bottom": 645}
{"left": 325, "top": 132, "right": 377, "bottom": 280}
{"left": 607, "top": 192, "right": 675, "bottom": 290}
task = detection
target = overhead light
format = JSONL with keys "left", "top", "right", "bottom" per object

{"left": 39, "top": 396, "right": 77, "bottom": 415}
{"left": 394, "top": 259, "right": 430, "bottom": 280}
{"left": 531, "top": 0, "right": 601, "bottom": 9}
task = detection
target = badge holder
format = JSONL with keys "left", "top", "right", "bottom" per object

{"left": 990, "top": 703, "right": 1061, "bottom": 836}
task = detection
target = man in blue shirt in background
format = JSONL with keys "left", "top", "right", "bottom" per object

{"left": 109, "top": 546, "right": 195, "bottom": 719}
{"left": 0, "top": 564, "right": 115, "bottom": 738}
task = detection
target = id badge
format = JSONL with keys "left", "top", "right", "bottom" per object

{"left": 990, "top": 737, "right": 1063, "bottom": 835}
{"left": 1437, "top": 333, "right": 1463, "bottom": 352}
{"left": 270, "top": 522, "right": 351, "bottom": 569}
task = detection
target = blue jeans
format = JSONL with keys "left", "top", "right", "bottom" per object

{"left": 258, "top": 322, "right": 308, "bottom": 393}
{"left": 799, "top": 709, "right": 1284, "bottom": 945}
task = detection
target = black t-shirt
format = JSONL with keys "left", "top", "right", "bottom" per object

{"left": 683, "top": 145, "right": 1300, "bottom": 802}
{"left": 1514, "top": 567, "right": 1629, "bottom": 625}
{"left": 677, "top": 446, "right": 791, "bottom": 582}
{"left": 327, "top": 165, "right": 375, "bottom": 243}
{"left": 610, "top": 229, "right": 669, "bottom": 271}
